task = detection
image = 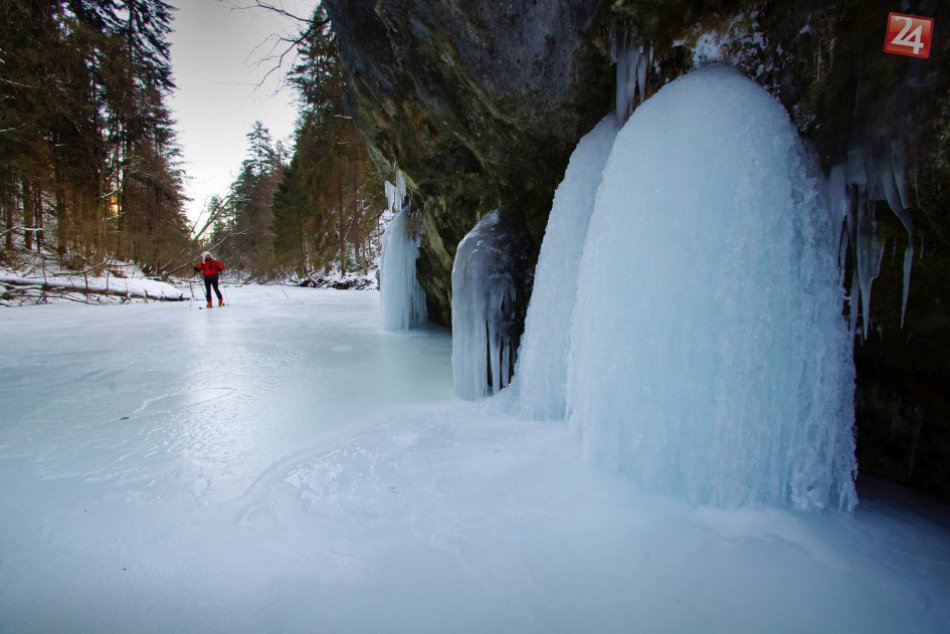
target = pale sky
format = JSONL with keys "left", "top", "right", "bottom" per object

{"left": 168, "top": 0, "right": 317, "bottom": 227}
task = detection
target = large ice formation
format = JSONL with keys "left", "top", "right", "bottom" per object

{"left": 562, "top": 64, "right": 857, "bottom": 510}
{"left": 451, "top": 211, "right": 521, "bottom": 400}
{"left": 515, "top": 116, "right": 619, "bottom": 420}
{"left": 380, "top": 172, "right": 427, "bottom": 330}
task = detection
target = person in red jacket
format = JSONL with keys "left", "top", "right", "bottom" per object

{"left": 194, "top": 251, "right": 225, "bottom": 308}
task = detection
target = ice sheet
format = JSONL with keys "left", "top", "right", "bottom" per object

{"left": 0, "top": 287, "right": 947, "bottom": 632}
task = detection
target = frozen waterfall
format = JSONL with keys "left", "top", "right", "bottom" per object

{"left": 515, "top": 116, "right": 619, "bottom": 420}
{"left": 379, "top": 174, "right": 427, "bottom": 331}
{"left": 451, "top": 211, "right": 521, "bottom": 400}
{"left": 526, "top": 64, "right": 857, "bottom": 510}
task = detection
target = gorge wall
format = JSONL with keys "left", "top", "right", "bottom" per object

{"left": 324, "top": 0, "right": 950, "bottom": 497}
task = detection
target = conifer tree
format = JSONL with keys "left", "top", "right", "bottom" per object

{"left": 217, "top": 122, "right": 285, "bottom": 279}
{"left": 271, "top": 5, "right": 384, "bottom": 278}
{"left": 1, "top": 0, "right": 189, "bottom": 274}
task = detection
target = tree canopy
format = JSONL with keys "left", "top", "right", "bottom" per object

{"left": 269, "top": 4, "right": 385, "bottom": 279}
{"left": 0, "top": 0, "right": 190, "bottom": 274}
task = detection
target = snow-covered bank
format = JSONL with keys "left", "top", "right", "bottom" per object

{"left": 1, "top": 251, "right": 184, "bottom": 305}
{"left": 0, "top": 288, "right": 947, "bottom": 632}
{"left": 0, "top": 272, "right": 184, "bottom": 302}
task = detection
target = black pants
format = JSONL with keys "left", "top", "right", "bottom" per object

{"left": 203, "top": 275, "right": 222, "bottom": 303}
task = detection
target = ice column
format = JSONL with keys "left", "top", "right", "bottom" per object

{"left": 380, "top": 171, "right": 427, "bottom": 330}
{"left": 514, "top": 116, "right": 619, "bottom": 419}
{"left": 451, "top": 211, "right": 520, "bottom": 400}
{"left": 568, "top": 65, "right": 857, "bottom": 510}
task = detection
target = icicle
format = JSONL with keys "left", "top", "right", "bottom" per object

{"left": 636, "top": 45, "right": 647, "bottom": 104}
{"left": 627, "top": 46, "right": 639, "bottom": 117}
{"left": 395, "top": 170, "right": 406, "bottom": 206}
{"left": 845, "top": 146, "right": 868, "bottom": 186}
{"left": 900, "top": 247, "right": 913, "bottom": 327}
{"left": 880, "top": 149, "right": 915, "bottom": 327}
{"left": 824, "top": 165, "right": 850, "bottom": 272}
{"left": 612, "top": 28, "right": 648, "bottom": 125}
{"left": 892, "top": 149, "right": 911, "bottom": 210}
{"left": 849, "top": 274, "right": 860, "bottom": 337}
{"left": 855, "top": 196, "right": 884, "bottom": 340}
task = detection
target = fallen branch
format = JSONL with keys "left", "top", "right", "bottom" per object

{"left": 160, "top": 192, "right": 242, "bottom": 275}
{"left": 164, "top": 229, "right": 246, "bottom": 277}
{"left": 0, "top": 275, "right": 185, "bottom": 302}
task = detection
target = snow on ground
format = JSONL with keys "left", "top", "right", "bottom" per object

{"left": 1, "top": 250, "right": 183, "bottom": 305}
{"left": 1, "top": 286, "right": 948, "bottom": 632}
{"left": 0, "top": 271, "right": 183, "bottom": 302}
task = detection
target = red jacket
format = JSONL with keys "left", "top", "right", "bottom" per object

{"left": 196, "top": 257, "right": 225, "bottom": 277}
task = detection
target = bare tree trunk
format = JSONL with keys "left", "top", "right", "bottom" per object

{"left": 298, "top": 213, "right": 306, "bottom": 275}
{"left": 56, "top": 183, "right": 67, "bottom": 259}
{"left": 3, "top": 171, "right": 13, "bottom": 250}
{"left": 117, "top": 131, "right": 128, "bottom": 260}
{"left": 94, "top": 182, "right": 105, "bottom": 258}
{"left": 34, "top": 181, "right": 43, "bottom": 253}
{"left": 338, "top": 171, "right": 346, "bottom": 275}
{"left": 338, "top": 234, "right": 347, "bottom": 275}
{"left": 22, "top": 177, "right": 33, "bottom": 251}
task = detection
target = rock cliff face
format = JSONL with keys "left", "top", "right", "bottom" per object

{"left": 325, "top": 0, "right": 950, "bottom": 497}
{"left": 323, "top": 0, "right": 610, "bottom": 324}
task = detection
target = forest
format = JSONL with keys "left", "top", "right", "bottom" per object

{"left": 0, "top": 1, "right": 382, "bottom": 285}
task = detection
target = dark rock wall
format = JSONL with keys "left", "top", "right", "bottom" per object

{"left": 324, "top": 0, "right": 610, "bottom": 324}
{"left": 326, "top": 0, "right": 950, "bottom": 497}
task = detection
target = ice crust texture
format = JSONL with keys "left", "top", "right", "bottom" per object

{"left": 519, "top": 64, "right": 857, "bottom": 510}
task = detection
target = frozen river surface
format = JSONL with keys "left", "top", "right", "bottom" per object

{"left": 1, "top": 286, "right": 948, "bottom": 633}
